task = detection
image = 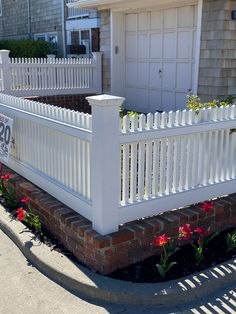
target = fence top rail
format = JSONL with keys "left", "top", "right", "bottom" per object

{"left": 0, "top": 93, "right": 92, "bottom": 132}
{"left": 121, "top": 106, "right": 236, "bottom": 133}
{"left": 120, "top": 105, "right": 236, "bottom": 143}
{"left": 9, "top": 62, "right": 96, "bottom": 69}
{"left": 10, "top": 57, "right": 93, "bottom": 65}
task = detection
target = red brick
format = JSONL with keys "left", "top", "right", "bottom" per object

{"left": 93, "top": 235, "right": 111, "bottom": 249}
{"left": 111, "top": 228, "right": 134, "bottom": 245}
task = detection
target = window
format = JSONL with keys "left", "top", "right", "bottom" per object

{"left": 34, "top": 32, "right": 58, "bottom": 55}
{"left": 70, "top": 29, "right": 91, "bottom": 54}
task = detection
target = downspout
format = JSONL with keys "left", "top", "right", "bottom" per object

{"left": 27, "top": 0, "right": 32, "bottom": 39}
{"left": 61, "top": 0, "right": 66, "bottom": 57}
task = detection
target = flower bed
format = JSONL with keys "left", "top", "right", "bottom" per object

{"left": 109, "top": 228, "right": 236, "bottom": 283}
{"left": 1, "top": 165, "right": 236, "bottom": 282}
{"left": 110, "top": 202, "right": 236, "bottom": 283}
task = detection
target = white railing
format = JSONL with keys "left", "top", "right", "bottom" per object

{"left": 0, "top": 50, "right": 102, "bottom": 96}
{"left": 0, "top": 93, "right": 92, "bottom": 220}
{"left": 0, "top": 94, "right": 236, "bottom": 235}
{"left": 87, "top": 95, "right": 236, "bottom": 234}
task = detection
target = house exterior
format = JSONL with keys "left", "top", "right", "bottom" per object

{"left": 66, "top": 0, "right": 100, "bottom": 55}
{"left": 0, "top": 0, "right": 100, "bottom": 57}
{"left": 70, "top": 0, "right": 236, "bottom": 113}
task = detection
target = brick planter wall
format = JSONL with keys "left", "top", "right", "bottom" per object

{"left": 3, "top": 166, "right": 236, "bottom": 274}
{"left": 25, "top": 94, "right": 93, "bottom": 114}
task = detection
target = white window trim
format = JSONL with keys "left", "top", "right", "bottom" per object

{"left": 34, "top": 32, "right": 58, "bottom": 42}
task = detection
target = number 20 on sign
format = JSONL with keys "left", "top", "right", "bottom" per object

{"left": 0, "top": 113, "right": 13, "bottom": 163}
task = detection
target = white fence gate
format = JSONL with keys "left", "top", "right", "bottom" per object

{"left": 0, "top": 93, "right": 235, "bottom": 235}
{"left": 0, "top": 50, "right": 102, "bottom": 96}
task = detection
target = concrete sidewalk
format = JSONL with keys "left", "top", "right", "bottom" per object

{"left": 0, "top": 229, "right": 235, "bottom": 314}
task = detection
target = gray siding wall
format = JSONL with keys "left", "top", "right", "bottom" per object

{"left": 100, "top": 9, "right": 111, "bottom": 93}
{"left": 0, "top": 0, "right": 63, "bottom": 56}
{"left": 198, "top": 0, "right": 236, "bottom": 100}
{"left": 0, "top": 0, "right": 28, "bottom": 38}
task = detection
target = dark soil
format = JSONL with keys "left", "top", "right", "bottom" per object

{"left": 109, "top": 229, "right": 236, "bottom": 283}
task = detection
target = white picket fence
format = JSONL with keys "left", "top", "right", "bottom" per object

{"left": 0, "top": 94, "right": 236, "bottom": 235}
{"left": 0, "top": 50, "right": 102, "bottom": 96}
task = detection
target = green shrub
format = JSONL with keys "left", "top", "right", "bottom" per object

{"left": 186, "top": 94, "right": 236, "bottom": 112}
{"left": 0, "top": 39, "right": 53, "bottom": 58}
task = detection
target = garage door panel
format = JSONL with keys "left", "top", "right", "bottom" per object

{"left": 163, "top": 32, "right": 177, "bottom": 59}
{"left": 126, "top": 62, "right": 137, "bottom": 86}
{"left": 176, "top": 93, "right": 188, "bottom": 110}
{"left": 149, "top": 62, "right": 162, "bottom": 88}
{"left": 138, "top": 34, "right": 149, "bottom": 58}
{"left": 126, "top": 14, "right": 137, "bottom": 31}
{"left": 150, "top": 33, "right": 162, "bottom": 59}
{"left": 126, "top": 34, "right": 137, "bottom": 59}
{"left": 126, "top": 88, "right": 148, "bottom": 112}
{"left": 138, "top": 12, "right": 149, "bottom": 31}
{"left": 163, "top": 63, "right": 176, "bottom": 89}
{"left": 137, "top": 62, "right": 148, "bottom": 87}
{"left": 150, "top": 11, "right": 162, "bottom": 30}
{"left": 149, "top": 90, "right": 162, "bottom": 112}
{"left": 163, "top": 8, "right": 177, "bottom": 29}
{"left": 162, "top": 92, "right": 175, "bottom": 112}
{"left": 178, "top": 6, "right": 194, "bottom": 28}
{"left": 177, "top": 31, "right": 193, "bottom": 59}
{"left": 176, "top": 63, "right": 192, "bottom": 90}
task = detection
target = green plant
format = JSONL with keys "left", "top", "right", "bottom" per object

{"left": 186, "top": 94, "right": 235, "bottom": 112}
{"left": 0, "top": 39, "right": 53, "bottom": 58}
{"left": 192, "top": 228, "right": 218, "bottom": 264}
{"left": 226, "top": 230, "right": 236, "bottom": 252}
{"left": 16, "top": 197, "right": 41, "bottom": 233}
{"left": 151, "top": 234, "right": 178, "bottom": 278}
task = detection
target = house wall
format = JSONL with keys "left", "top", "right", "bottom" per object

{"left": 194, "top": 0, "right": 236, "bottom": 100}
{"left": 0, "top": 0, "right": 29, "bottom": 39}
{"left": 100, "top": 9, "right": 111, "bottom": 93}
{"left": 0, "top": 0, "right": 64, "bottom": 56}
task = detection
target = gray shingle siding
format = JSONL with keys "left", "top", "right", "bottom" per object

{"left": 198, "top": 0, "right": 236, "bottom": 100}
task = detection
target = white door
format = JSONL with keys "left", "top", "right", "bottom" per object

{"left": 125, "top": 5, "right": 197, "bottom": 112}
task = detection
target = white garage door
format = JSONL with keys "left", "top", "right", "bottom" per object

{"left": 125, "top": 5, "right": 197, "bottom": 112}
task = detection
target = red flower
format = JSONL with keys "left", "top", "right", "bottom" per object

{"left": 1, "top": 172, "right": 11, "bottom": 181}
{"left": 21, "top": 197, "right": 30, "bottom": 204}
{"left": 152, "top": 234, "right": 170, "bottom": 247}
{"left": 194, "top": 227, "right": 209, "bottom": 236}
{"left": 16, "top": 208, "right": 27, "bottom": 221}
{"left": 178, "top": 224, "right": 193, "bottom": 241}
{"left": 199, "top": 201, "right": 214, "bottom": 213}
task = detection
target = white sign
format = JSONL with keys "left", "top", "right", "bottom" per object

{"left": 0, "top": 113, "right": 13, "bottom": 163}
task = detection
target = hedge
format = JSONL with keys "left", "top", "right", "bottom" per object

{"left": 0, "top": 39, "right": 53, "bottom": 58}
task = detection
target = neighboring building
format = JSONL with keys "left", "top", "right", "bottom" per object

{"left": 0, "top": 0, "right": 100, "bottom": 57}
{"left": 71, "top": 0, "right": 236, "bottom": 113}
{"left": 66, "top": 0, "right": 100, "bottom": 56}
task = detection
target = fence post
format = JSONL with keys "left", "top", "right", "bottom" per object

{"left": 92, "top": 52, "right": 103, "bottom": 94}
{"left": 0, "top": 50, "right": 11, "bottom": 93}
{"left": 47, "top": 54, "right": 56, "bottom": 63}
{"left": 87, "top": 94, "right": 125, "bottom": 235}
